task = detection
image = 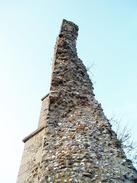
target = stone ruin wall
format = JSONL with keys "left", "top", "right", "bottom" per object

{"left": 17, "top": 128, "right": 45, "bottom": 183}
{"left": 17, "top": 20, "right": 137, "bottom": 183}
{"left": 38, "top": 94, "right": 49, "bottom": 128}
{"left": 17, "top": 95, "right": 49, "bottom": 183}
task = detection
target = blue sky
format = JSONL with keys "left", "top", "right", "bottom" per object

{"left": 0, "top": 1, "right": 137, "bottom": 182}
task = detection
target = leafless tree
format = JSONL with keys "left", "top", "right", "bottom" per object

{"left": 110, "top": 117, "right": 137, "bottom": 168}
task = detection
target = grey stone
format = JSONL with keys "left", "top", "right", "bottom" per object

{"left": 17, "top": 19, "right": 137, "bottom": 183}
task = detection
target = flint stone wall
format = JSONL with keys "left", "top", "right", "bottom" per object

{"left": 17, "top": 20, "right": 137, "bottom": 183}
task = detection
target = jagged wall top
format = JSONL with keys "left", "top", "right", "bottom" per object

{"left": 59, "top": 19, "right": 79, "bottom": 39}
{"left": 53, "top": 19, "right": 79, "bottom": 66}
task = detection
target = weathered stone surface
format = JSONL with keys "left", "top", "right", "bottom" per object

{"left": 17, "top": 128, "right": 45, "bottom": 183}
{"left": 17, "top": 19, "right": 137, "bottom": 183}
{"left": 38, "top": 94, "right": 49, "bottom": 128}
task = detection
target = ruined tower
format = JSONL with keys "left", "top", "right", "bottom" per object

{"left": 17, "top": 20, "right": 137, "bottom": 183}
